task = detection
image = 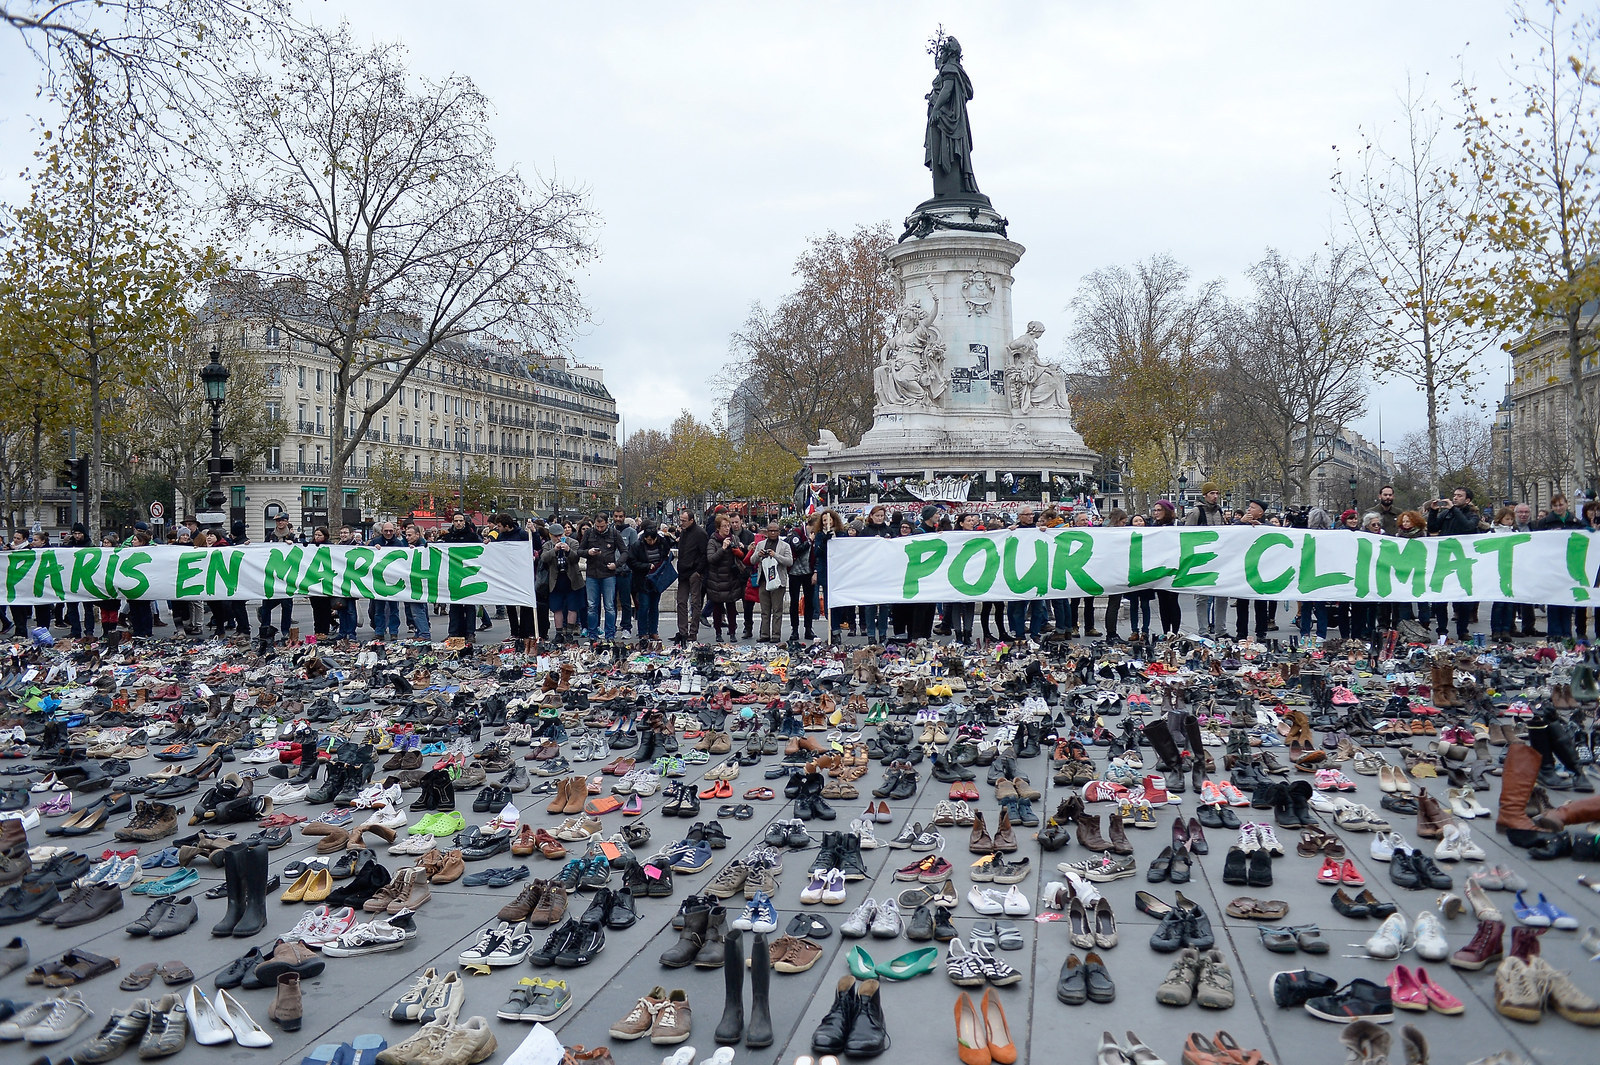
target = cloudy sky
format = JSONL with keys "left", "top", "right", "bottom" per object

{"left": 0, "top": 1, "right": 1523, "bottom": 451}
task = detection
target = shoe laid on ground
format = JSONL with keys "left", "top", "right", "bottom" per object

{"left": 1304, "top": 978, "right": 1394, "bottom": 1023}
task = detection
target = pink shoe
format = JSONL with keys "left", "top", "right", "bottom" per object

{"left": 1414, "top": 967, "right": 1465, "bottom": 1014}
{"left": 1387, "top": 964, "right": 1429, "bottom": 1011}
{"left": 1216, "top": 781, "right": 1250, "bottom": 807}
{"left": 1314, "top": 769, "right": 1339, "bottom": 791}
{"left": 1316, "top": 856, "right": 1343, "bottom": 884}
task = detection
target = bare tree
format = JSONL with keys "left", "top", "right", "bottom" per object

{"left": 3, "top": 0, "right": 293, "bottom": 171}
{"left": 1458, "top": 0, "right": 1600, "bottom": 491}
{"left": 1228, "top": 248, "right": 1372, "bottom": 502}
{"left": 216, "top": 24, "right": 598, "bottom": 509}
{"left": 1337, "top": 80, "right": 1497, "bottom": 496}
{"left": 722, "top": 223, "right": 895, "bottom": 457}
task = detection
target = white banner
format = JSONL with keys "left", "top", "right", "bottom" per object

{"left": 0, "top": 541, "right": 537, "bottom": 606}
{"left": 826, "top": 526, "right": 1600, "bottom": 607}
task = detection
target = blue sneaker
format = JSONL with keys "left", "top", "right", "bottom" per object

{"left": 1513, "top": 889, "right": 1547, "bottom": 926}
{"left": 734, "top": 890, "right": 779, "bottom": 934}
{"left": 667, "top": 840, "right": 712, "bottom": 874}
{"left": 1534, "top": 892, "right": 1578, "bottom": 929}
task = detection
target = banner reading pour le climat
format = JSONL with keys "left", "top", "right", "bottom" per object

{"left": 0, "top": 541, "right": 536, "bottom": 607}
{"left": 826, "top": 527, "right": 1600, "bottom": 607}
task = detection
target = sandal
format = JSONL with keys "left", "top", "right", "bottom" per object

{"left": 1213, "top": 1030, "right": 1266, "bottom": 1065}
{"left": 1296, "top": 830, "right": 1329, "bottom": 857}
{"left": 158, "top": 960, "right": 195, "bottom": 986}
{"left": 120, "top": 962, "right": 159, "bottom": 991}
{"left": 41, "top": 949, "right": 120, "bottom": 987}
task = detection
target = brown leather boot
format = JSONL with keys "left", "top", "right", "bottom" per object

{"left": 1, "top": 815, "right": 29, "bottom": 856}
{"left": 1415, "top": 788, "right": 1451, "bottom": 839}
{"left": 268, "top": 972, "right": 302, "bottom": 1031}
{"left": 1076, "top": 813, "right": 1111, "bottom": 852}
{"left": 969, "top": 812, "right": 993, "bottom": 854}
{"left": 1106, "top": 812, "right": 1133, "bottom": 856}
{"left": 992, "top": 810, "right": 1018, "bottom": 853}
{"left": 1496, "top": 743, "right": 1544, "bottom": 837}
{"left": 1536, "top": 793, "right": 1600, "bottom": 831}
{"left": 562, "top": 776, "right": 587, "bottom": 815}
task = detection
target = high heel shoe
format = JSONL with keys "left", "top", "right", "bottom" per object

{"left": 954, "top": 992, "right": 990, "bottom": 1065}
{"left": 981, "top": 989, "right": 1016, "bottom": 1065}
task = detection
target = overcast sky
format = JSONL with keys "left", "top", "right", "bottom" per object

{"left": 0, "top": 1, "right": 1523, "bottom": 452}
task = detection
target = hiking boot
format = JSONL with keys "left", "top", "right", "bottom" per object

{"left": 1156, "top": 947, "right": 1200, "bottom": 1005}
{"left": 115, "top": 801, "right": 182, "bottom": 842}
{"left": 1195, "top": 949, "right": 1236, "bottom": 1009}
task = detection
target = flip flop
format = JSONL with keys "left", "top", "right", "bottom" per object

{"left": 120, "top": 962, "right": 159, "bottom": 991}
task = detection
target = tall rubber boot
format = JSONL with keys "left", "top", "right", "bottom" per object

{"left": 714, "top": 927, "right": 744, "bottom": 1044}
{"left": 211, "top": 844, "right": 245, "bottom": 936}
{"left": 1497, "top": 743, "right": 1560, "bottom": 848}
{"left": 1185, "top": 714, "right": 1207, "bottom": 792}
{"left": 231, "top": 843, "right": 270, "bottom": 938}
{"left": 745, "top": 932, "right": 774, "bottom": 1049}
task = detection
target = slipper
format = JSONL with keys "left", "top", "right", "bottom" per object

{"left": 786, "top": 913, "right": 833, "bottom": 939}
{"left": 120, "top": 962, "right": 159, "bottom": 991}
{"left": 1226, "top": 897, "right": 1290, "bottom": 920}
{"left": 158, "top": 960, "right": 194, "bottom": 986}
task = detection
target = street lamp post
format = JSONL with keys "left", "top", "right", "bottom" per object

{"left": 1498, "top": 398, "right": 1515, "bottom": 504}
{"left": 1348, "top": 474, "right": 1359, "bottom": 513}
{"left": 199, "top": 346, "right": 230, "bottom": 526}
{"left": 1177, "top": 473, "right": 1188, "bottom": 518}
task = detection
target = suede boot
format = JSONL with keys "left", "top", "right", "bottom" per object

{"left": 746, "top": 932, "right": 774, "bottom": 1049}
{"left": 715, "top": 927, "right": 745, "bottom": 1044}
{"left": 268, "top": 972, "right": 302, "bottom": 1031}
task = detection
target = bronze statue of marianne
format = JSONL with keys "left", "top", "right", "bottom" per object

{"left": 924, "top": 36, "right": 979, "bottom": 198}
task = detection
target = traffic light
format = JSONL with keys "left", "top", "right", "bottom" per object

{"left": 59, "top": 457, "right": 88, "bottom": 491}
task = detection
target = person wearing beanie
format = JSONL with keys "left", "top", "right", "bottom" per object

{"left": 62, "top": 522, "right": 95, "bottom": 639}
{"left": 1182, "top": 480, "right": 1224, "bottom": 634}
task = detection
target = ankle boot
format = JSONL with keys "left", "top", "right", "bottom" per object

{"left": 694, "top": 905, "right": 728, "bottom": 967}
{"left": 1497, "top": 743, "right": 1561, "bottom": 847}
{"left": 1415, "top": 788, "right": 1451, "bottom": 840}
{"left": 992, "top": 809, "right": 1018, "bottom": 853}
{"left": 661, "top": 907, "right": 709, "bottom": 967}
{"left": 267, "top": 973, "right": 302, "bottom": 1031}
{"left": 1106, "top": 812, "right": 1133, "bottom": 856}
{"left": 1076, "top": 813, "right": 1110, "bottom": 852}
{"left": 211, "top": 844, "right": 246, "bottom": 936}
{"left": 715, "top": 927, "right": 745, "bottom": 1044}
{"left": 1536, "top": 791, "right": 1600, "bottom": 831}
{"left": 1509, "top": 925, "right": 1544, "bottom": 962}
{"left": 746, "top": 931, "right": 774, "bottom": 1048}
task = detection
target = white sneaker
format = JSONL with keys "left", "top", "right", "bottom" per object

{"left": 389, "top": 834, "right": 436, "bottom": 855}
{"left": 240, "top": 747, "right": 280, "bottom": 764}
{"left": 1309, "top": 791, "right": 1338, "bottom": 813}
{"left": 841, "top": 897, "right": 877, "bottom": 937}
{"left": 486, "top": 803, "right": 520, "bottom": 833}
{"left": 870, "top": 898, "right": 903, "bottom": 937}
{"left": 1455, "top": 824, "right": 1487, "bottom": 861}
{"left": 850, "top": 821, "right": 881, "bottom": 850}
{"left": 1365, "top": 913, "right": 1410, "bottom": 959}
{"left": 1255, "top": 825, "right": 1285, "bottom": 857}
{"left": 1002, "top": 885, "right": 1031, "bottom": 917}
{"left": 1434, "top": 824, "right": 1463, "bottom": 862}
{"left": 268, "top": 782, "right": 309, "bottom": 804}
{"left": 364, "top": 803, "right": 409, "bottom": 831}
{"left": 1459, "top": 787, "right": 1491, "bottom": 818}
{"left": 1236, "top": 825, "right": 1261, "bottom": 853}
{"left": 1370, "top": 831, "right": 1407, "bottom": 862}
{"left": 968, "top": 887, "right": 1005, "bottom": 915}
{"left": 1413, "top": 910, "right": 1449, "bottom": 961}
{"left": 821, "top": 869, "right": 847, "bottom": 905}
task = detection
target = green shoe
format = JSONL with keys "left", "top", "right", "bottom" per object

{"left": 847, "top": 945, "right": 878, "bottom": 981}
{"left": 875, "top": 946, "right": 939, "bottom": 980}
{"left": 433, "top": 811, "right": 466, "bottom": 835}
{"left": 409, "top": 813, "right": 443, "bottom": 836}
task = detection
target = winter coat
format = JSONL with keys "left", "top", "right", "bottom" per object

{"left": 1427, "top": 504, "right": 1482, "bottom": 537}
{"left": 782, "top": 526, "right": 813, "bottom": 577}
{"left": 675, "top": 522, "right": 709, "bottom": 578}
{"left": 706, "top": 533, "right": 750, "bottom": 604}
{"left": 539, "top": 537, "right": 584, "bottom": 592}
{"left": 628, "top": 535, "right": 673, "bottom": 581}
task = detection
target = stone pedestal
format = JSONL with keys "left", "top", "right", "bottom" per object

{"left": 807, "top": 198, "right": 1098, "bottom": 509}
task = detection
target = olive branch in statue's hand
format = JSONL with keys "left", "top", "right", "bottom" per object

{"left": 926, "top": 24, "right": 947, "bottom": 57}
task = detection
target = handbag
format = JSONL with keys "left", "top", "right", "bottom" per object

{"left": 647, "top": 558, "right": 677, "bottom": 594}
{"left": 760, "top": 555, "right": 783, "bottom": 591}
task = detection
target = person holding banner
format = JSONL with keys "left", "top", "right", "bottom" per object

{"left": 1183, "top": 481, "right": 1225, "bottom": 635}
{"left": 1427, "top": 486, "right": 1485, "bottom": 641}
{"left": 1150, "top": 501, "right": 1182, "bottom": 637}
{"left": 440, "top": 512, "right": 481, "bottom": 642}
{"left": 1006, "top": 506, "right": 1047, "bottom": 641}
{"left": 1538, "top": 493, "right": 1583, "bottom": 640}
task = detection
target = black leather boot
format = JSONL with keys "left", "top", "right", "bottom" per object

{"left": 845, "top": 977, "right": 890, "bottom": 1056}
{"left": 1185, "top": 714, "right": 1207, "bottom": 792}
{"left": 211, "top": 844, "right": 245, "bottom": 936}
{"left": 746, "top": 932, "right": 774, "bottom": 1048}
{"left": 810, "top": 976, "right": 855, "bottom": 1056}
{"left": 715, "top": 928, "right": 744, "bottom": 1044}
{"left": 232, "top": 843, "right": 269, "bottom": 938}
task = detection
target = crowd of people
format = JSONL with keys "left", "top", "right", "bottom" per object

{"left": 2, "top": 482, "right": 1597, "bottom": 651}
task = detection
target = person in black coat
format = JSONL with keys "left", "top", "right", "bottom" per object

{"left": 439, "top": 512, "right": 481, "bottom": 641}
{"left": 628, "top": 521, "right": 673, "bottom": 641}
{"left": 674, "top": 510, "right": 709, "bottom": 644}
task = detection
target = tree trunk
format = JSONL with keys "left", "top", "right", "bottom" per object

{"left": 28, "top": 409, "right": 43, "bottom": 530}
{"left": 90, "top": 352, "right": 103, "bottom": 538}
{"left": 1569, "top": 307, "right": 1591, "bottom": 497}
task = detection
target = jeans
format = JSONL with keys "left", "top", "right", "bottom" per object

{"left": 1006, "top": 600, "right": 1047, "bottom": 641}
{"left": 405, "top": 602, "right": 431, "bottom": 639}
{"left": 339, "top": 598, "right": 359, "bottom": 639}
{"left": 128, "top": 600, "right": 153, "bottom": 638}
{"left": 636, "top": 583, "right": 661, "bottom": 637}
{"left": 862, "top": 604, "right": 890, "bottom": 642}
{"left": 371, "top": 601, "right": 399, "bottom": 639}
{"left": 614, "top": 570, "right": 633, "bottom": 631}
{"left": 1549, "top": 605, "right": 1573, "bottom": 640}
{"left": 585, "top": 575, "right": 617, "bottom": 639}
{"left": 1298, "top": 602, "right": 1328, "bottom": 638}
{"left": 257, "top": 598, "right": 293, "bottom": 632}
{"left": 1193, "top": 595, "right": 1222, "bottom": 633}
{"left": 1490, "top": 601, "right": 1515, "bottom": 636}
{"left": 1128, "top": 592, "right": 1152, "bottom": 635}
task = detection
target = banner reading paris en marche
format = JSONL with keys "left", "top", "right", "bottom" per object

{"left": 0, "top": 541, "right": 537, "bottom": 607}
{"left": 826, "top": 526, "right": 1600, "bottom": 608}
